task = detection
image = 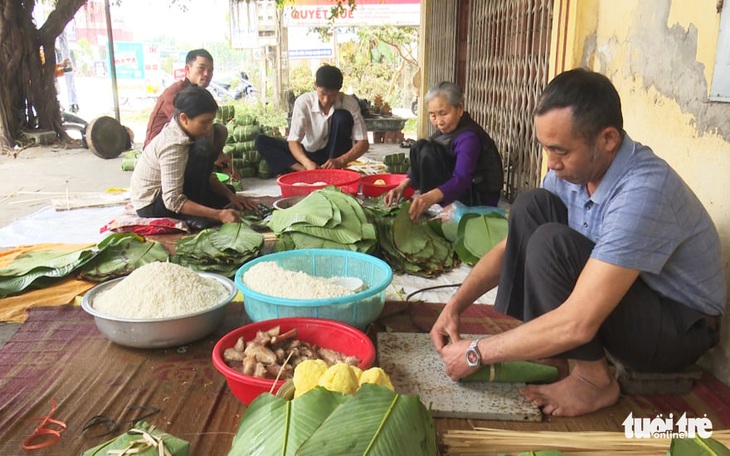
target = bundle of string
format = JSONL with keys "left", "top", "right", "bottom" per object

{"left": 23, "top": 399, "right": 67, "bottom": 450}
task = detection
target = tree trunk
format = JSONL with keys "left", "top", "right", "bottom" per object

{"left": 0, "top": 0, "right": 88, "bottom": 151}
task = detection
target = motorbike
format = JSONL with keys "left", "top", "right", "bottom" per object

{"left": 209, "top": 72, "right": 257, "bottom": 102}
{"left": 61, "top": 109, "right": 88, "bottom": 147}
{"left": 233, "top": 72, "right": 257, "bottom": 100}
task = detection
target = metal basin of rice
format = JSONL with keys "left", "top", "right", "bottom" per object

{"left": 81, "top": 272, "right": 237, "bottom": 349}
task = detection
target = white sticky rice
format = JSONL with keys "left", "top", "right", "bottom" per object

{"left": 243, "top": 261, "right": 354, "bottom": 299}
{"left": 92, "top": 262, "right": 230, "bottom": 319}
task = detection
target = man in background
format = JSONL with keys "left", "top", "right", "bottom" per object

{"left": 255, "top": 65, "right": 369, "bottom": 175}
{"left": 144, "top": 49, "right": 233, "bottom": 176}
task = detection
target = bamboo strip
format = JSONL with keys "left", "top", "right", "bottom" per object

{"left": 443, "top": 428, "right": 730, "bottom": 455}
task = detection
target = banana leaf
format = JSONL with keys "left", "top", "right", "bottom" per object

{"left": 0, "top": 244, "right": 95, "bottom": 277}
{"left": 0, "top": 248, "right": 97, "bottom": 298}
{"left": 454, "top": 212, "right": 508, "bottom": 266}
{"left": 462, "top": 361, "right": 559, "bottom": 383}
{"left": 173, "top": 223, "right": 263, "bottom": 277}
{"left": 77, "top": 234, "right": 170, "bottom": 282}
{"left": 377, "top": 204, "right": 457, "bottom": 277}
{"left": 0, "top": 233, "right": 164, "bottom": 297}
{"left": 669, "top": 436, "right": 730, "bottom": 455}
{"left": 228, "top": 388, "right": 350, "bottom": 456}
{"left": 287, "top": 224, "right": 363, "bottom": 245}
{"left": 270, "top": 188, "right": 375, "bottom": 253}
{"left": 209, "top": 222, "right": 264, "bottom": 254}
{"left": 228, "top": 384, "right": 438, "bottom": 456}
{"left": 392, "top": 202, "right": 428, "bottom": 255}
{"left": 297, "top": 384, "right": 438, "bottom": 455}
{"left": 269, "top": 192, "right": 334, "bottom": 232}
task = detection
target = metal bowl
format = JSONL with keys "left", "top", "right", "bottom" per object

{"left": 81, "top": 272, "right": 237, "bottom": 349}
{"left": 272, "top": 195, "right": 305, "bottom": 210}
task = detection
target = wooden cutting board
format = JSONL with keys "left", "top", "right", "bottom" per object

{"left": 377, "top": 332, "right": 542, "bottom": 421}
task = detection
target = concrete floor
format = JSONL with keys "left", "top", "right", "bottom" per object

{"left": 0, "top": 139, "right": 412, "bottom": 348}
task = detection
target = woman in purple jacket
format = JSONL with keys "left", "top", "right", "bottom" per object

{"left": 384, "top": 82, "right": 503, "bottom": 221}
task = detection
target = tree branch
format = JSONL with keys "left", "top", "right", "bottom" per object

{"left": 38, "top": 0, "right": 87, "bottom": 44}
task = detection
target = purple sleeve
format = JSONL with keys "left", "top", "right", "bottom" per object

{"left": 438, "top": 131, "right": 482, "bottom": 206}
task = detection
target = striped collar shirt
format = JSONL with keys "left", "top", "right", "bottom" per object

{"left": 130, "top": 117, "right": 192, "bottom": 213}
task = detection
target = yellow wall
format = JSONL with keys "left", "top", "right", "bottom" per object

{"left": 552, "top": 0, "right": 730, "bottom": 382}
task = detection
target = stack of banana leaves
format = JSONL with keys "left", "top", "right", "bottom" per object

{"left": 368, "top": 200, "right": 458, "bottom": 277}
{"left": 0, "top": 233, "right": 169, "bottom": 298}
{"left": 268, "top": 187, "right": 377, "bottom": 253}
{"left": 448, "top": 212, "right": 508, "bottom": 266}
{"left": 228, "top": 384, "right": 439, "bottom": 456}
{"left": 172, "top": 223, "right": 263, "bottom": 277}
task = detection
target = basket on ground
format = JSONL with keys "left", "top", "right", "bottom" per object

{"left": 234, "top": 249, "right": 392, "bottom": 328}
{"left": 277, "top": 169, "right": 360, "bottom": 197}
{"left": 360, "top": 173, "right": 414, "bottom": 198}
{"left": 212, "top": 317, "right": 375, "bottom": 404}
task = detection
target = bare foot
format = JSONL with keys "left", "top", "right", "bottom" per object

{"left": 533, "top": 358, "right": 570, "bottom": 380}
{"left": 519, "top": 358, "right": 620, "bottom": 417}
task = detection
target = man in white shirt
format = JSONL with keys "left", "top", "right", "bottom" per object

{"left": 255, "top": 65, "right": 369, "bottom": 174}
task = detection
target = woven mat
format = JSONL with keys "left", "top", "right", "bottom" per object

{"left": 2, "top": 302, "right": 728, "bottom": 455}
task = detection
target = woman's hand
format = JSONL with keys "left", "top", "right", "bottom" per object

{"left": 383, "top": 187, "right": 404, "bottom": 206}
{"left": 226, "top": 193, "right": 258, "bottom": 211}
{"left": 383, "top": 180, "right": 410, "bottom": 206}
{"left": 408, "top": 189, "right": 444, "bottom": 221}
{"left": 218, "top": 208, "right": 242, "bottom": 223}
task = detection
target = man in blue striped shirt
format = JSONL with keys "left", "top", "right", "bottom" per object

{"left": 430, "top": 68, "right": 725, "bottom": 417}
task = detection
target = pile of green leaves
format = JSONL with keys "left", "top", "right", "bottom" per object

{"left": 0, "top": 233, "right": 169, "bottom": 298}
{"left": 228, "top": 384, "right": 438, "bottom": 456}
{"left": 373, "top": 201, "right": 458, "bottom": 277}
{"left": 172, "top": 223, "right": 263, "bottom": 278}
{"left": 452, "top": 212, "right": 508, "bottom": 266}
{"left": 269, "top": 187, "right": 377, "bottom": 253}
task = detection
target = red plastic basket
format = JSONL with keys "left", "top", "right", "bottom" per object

{"left": 277, "top": 169, "right": 361, "bottom": 197}
{"left": 360, "top": 173, "right": 414, "bottom": 198}
{"left": 212, "top": 317, "right": 375, "bottom": 405}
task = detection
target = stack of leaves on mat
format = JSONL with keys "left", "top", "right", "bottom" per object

{"left": 172, "top": 223, "right": 263, "bottom": 277}
{"left": 268, "top": 186, "right": 377, "bottom": 253}
{"left": 0, "top": 233, "right": 169, "bottom": 297}
{"left": 229, "top": 384, "right": 438, "bottom": 456}
{"left": 372, "top": 201, "right": 458, "bottom": 277}
{"left": 449, "top": 212, "right": 508, "bottom": 266}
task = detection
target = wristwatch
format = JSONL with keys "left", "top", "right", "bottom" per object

{"left": 465, "top": 338, "right": 483, "bottom": 368}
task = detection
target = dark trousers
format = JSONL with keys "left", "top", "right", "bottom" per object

{"left": 255, "top": 109, "right": 355, "bottom": 175}
{"left": 494, "top": 189, "right": 718, "bottom": 372}
{"left": 409, "top": 139, "right": 499, "bottom": 207}
{"left": 137, "top": 136, "right": 229, "bottom": 229}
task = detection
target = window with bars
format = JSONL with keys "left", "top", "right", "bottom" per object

{"left": 464, "top": 0, "right": 553, "bottom": 202}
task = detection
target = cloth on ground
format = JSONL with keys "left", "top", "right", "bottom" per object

{"left": 0, "top": 206, "right": 123, "bottom": 248}
{"left": 101, "top": 203, "right": 189, "bottom": 235}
